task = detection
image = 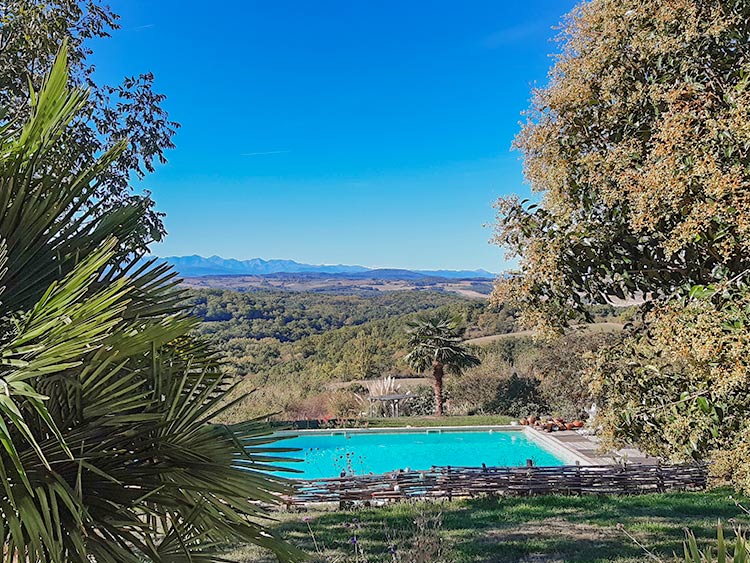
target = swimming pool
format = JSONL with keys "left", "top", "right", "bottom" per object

{"left": 273, "top": 428, "right": 574, "bottom": 479}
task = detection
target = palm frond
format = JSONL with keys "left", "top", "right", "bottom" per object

{"left": 404, "top": 311, "right": 480, "bottom": 375}
{"left": 0, "top": 41, "right": 301, "bottom": 563}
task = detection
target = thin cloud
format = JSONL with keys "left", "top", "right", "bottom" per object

{"left": 481, "top": 22, "right": 548, "bottom": 49}
{"left": 126, "top": 23, "right": 156, "bottom": 31}
{"left": 240, "top": 150, "right": 290, "bottom": 157}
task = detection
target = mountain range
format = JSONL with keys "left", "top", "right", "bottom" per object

{"left": 156, "top": 255, "right": 496, "bottom": 280}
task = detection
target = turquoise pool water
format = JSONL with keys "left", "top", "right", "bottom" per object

{"left": 274, "top": 429, "right": 566, "bottom": 479}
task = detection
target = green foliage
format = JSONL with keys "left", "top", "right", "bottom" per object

{"left": 624, "top": 522, "right": 750, "bottom": 563}
{"left": 404, "top": 311, "right": 481, "bottom": 376}
{"left": 191, "top": 283, "right": 621, "bottom": 422}
{"left": 193, "top": 292, "right": 494, "bottom": 421}
{"left": 445, "top": 373, "right": 506, "bottom": 415}
{"left": 0, "top": 0, "right": 178, "bottom": 249}
{"left": 401, "top": 386, "right": 436, "bottom": 417}
{"left": 444, "top": 333, "right": 606, "bottom": 419}
{"left": 531, "top": 333, "right": 614, "bottom": 420}
{"left": 683, "top": 524, "right": 749, "bottom": 563}
{"left": 491, "top": 0, "right": 750, "bottom": 489}
{"left": 494, "top": 0, "right": 750, "bottom": 328}
{"left": 589, "top": 283, "right": 750, "bottom": 468}
{"left": 0, "top": 45, "right": 298, "bottom": 562}
{"left": 190, "top": 288, "right": 473, "bottom": 343}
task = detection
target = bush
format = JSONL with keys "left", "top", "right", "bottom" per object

{"left": 329, "top": 389, "right": 363, "bottom": 419}
{"left": 285, "top": 394, "right": 333, "bottom": 421}
{"left": 445, "top": 371, "right": 547, "bottom": 418}
{"left": 532, "top": 334, "right": 611, "bottom": 420}
{"left": 445, "top": 374, "right": 502, "bottom": 415}
{"left": 402, "top": 386, "right": 435, "bottom": 416}
{"left": 493, "top": 373, "right": 547, "bottom": 418}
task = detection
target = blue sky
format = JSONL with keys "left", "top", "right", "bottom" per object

{"left": 90, "top": 1, "right": 576, "bottom": 272}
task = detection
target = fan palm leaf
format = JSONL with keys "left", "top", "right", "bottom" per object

{"left": 0, "top": 42, "right": 301, "bottom": 562}
{"left": 404, "top": 311, "right": 480, "bottom": 416}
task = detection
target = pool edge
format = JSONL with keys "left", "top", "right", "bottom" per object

{"left": 274, "top": 424, "right": 594, "bottom": 468}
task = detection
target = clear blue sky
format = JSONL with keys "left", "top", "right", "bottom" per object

{"left": 90, "top": 1, "right": 576, "bottom": 272}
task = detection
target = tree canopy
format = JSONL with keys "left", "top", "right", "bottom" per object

{"left": 0, "top": 0, "right": 177, "bottom": 251}
{"left": 494, "top": 0, "right": 750, "bottom": 328}
{"left": 493, "top": 0, "right": 750, "bottom": 490}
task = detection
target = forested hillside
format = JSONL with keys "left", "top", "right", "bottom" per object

{"left": 188, "top": 290, "right": 516, "bottom": 419}
{"left": 188, "top": 289, "right": 490, "bottom": 343}
{"left": 188, "top": 288, "right": 625, "bottom": 422}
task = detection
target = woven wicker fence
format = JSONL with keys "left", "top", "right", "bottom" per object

{"left": 287, "top": 463, "right": 708, "bottom": 505}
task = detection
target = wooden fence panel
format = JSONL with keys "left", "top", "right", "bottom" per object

{"left": 286, "top": 463, "right": 708, "bottom": 505}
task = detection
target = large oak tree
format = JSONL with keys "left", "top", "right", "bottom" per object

{"left": 493, "top": 0, "right": 750, "bottom": 489}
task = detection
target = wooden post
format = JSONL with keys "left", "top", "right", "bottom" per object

{"left": 656, "top": 460, "right": 664, "bottom": 493}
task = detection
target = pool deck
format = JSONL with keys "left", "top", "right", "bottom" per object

{"left": 533, "top": 428, "right": 660, "bottom": 466}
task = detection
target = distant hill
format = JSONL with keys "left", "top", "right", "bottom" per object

{"left": 156, "top": 255, "right": 496, "bottom": 280}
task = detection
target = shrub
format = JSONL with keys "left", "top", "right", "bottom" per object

{"left": 446, "top": 373, "right": 503, "bottom": 415}
{"left": 532, "top": 333, "right": 611, "bottom": 420}
{"left": 285, "top": 394, "right": 333, "bottom": 421}
{"left": 329, "top": 389, "right": 363, "bottom": 419}
{"left": 494, "top": 373, "right": 547, "bottom": 418}
{"left": 402, "top": 386, "right": 436, "bottom": 416}
{"left": 446, "top": 369, "right": 547, "bottom": 418}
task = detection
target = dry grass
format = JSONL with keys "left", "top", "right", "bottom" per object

{"left": 464, "top": 323, "right": 624, "bottom": 346}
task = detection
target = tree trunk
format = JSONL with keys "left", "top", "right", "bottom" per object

{"left": 433, "top": 361, "right": 444, "bottom": 416}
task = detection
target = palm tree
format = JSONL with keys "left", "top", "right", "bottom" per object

{"left": 404, "top": 311, "right": 480, "bottom": 416}
{"left": 0, "top": 44, "right": 301, "bottom": 562}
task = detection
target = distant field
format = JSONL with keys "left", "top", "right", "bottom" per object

{"left": 181, "top": 273, "right": 493, "bottom": 297}
{"left": 465, "top": 322, "right": 625, "bottom": 346}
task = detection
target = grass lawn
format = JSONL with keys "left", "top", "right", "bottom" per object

{"left": 274, "top": 415, "right": 515, "bottom": 430}
{"left": 362, "top": 415, "right": 514, "bottom": 428}
{"left": 229, "top": 490, "right": 747, "bottom": 563}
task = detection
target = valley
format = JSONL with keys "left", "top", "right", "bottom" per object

{"left": 180, "top": 271, "right": 494, "bottom": 297}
